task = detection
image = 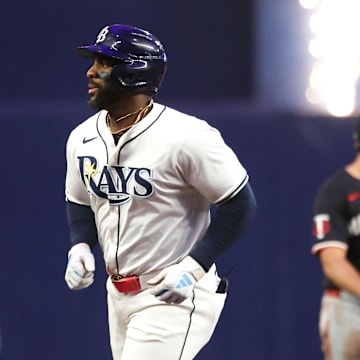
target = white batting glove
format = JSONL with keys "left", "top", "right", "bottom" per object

{"left": 65, "top": 243, "right": 95, "bottom": 290}
{"left": 147, "top": 256, "right": 205, "bottom": 304}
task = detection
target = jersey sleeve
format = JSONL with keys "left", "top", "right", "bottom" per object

{"left": 65, "top": 130, "right": 91, "bottom": 206}
{"left": 190, "top": 182, "right": 256, "bottom": 270}
{"left": 178, "top": 124, "right": 248, "bottom": 204}
{"left": 311, "top": 177, "right": 349, "bottom": 254}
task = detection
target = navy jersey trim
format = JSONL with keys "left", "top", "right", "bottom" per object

{"left": 215, "top": 173, "right": 249, "bottom": 206}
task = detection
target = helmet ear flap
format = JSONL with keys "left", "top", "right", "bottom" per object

{"left": 111, "top": 64, "right": 145, "bottom": 89}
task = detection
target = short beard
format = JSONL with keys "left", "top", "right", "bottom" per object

{"left": 88, "top": 81, "right": 123, "bottom": 111}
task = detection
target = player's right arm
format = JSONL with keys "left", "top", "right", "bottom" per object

{"left": 319, "top": 247, "right": 360, "bottom": 298}
{"left": 64, "top": 130, "right": 98, "bottom": 290}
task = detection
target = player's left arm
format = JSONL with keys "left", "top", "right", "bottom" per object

{"left": 189, "top": 182, "right": 256, "bottom": 270}
{"left": 148, "top": 124, "right": 256, "bottom": 303}
{"left": 148, "top": 182, "right": 256, "bottom": 303}
{"left": 182, "top": 123, "right": 257, "bottom": 269}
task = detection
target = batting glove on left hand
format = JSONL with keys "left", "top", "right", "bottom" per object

{"left": 147, "top": 256, "right": 205, "bottom": 304}
{"left": 65, "top": 243, "right": 95, "bottom": 291}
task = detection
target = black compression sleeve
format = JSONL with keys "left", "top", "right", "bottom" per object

{"left": 66, "top": 201, "right": 98, "bottom": 249}
{"left": 189, "top": 182, "right": 257, "bottom": 271}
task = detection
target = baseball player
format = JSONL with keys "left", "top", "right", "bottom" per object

{"left": 312, "top": 119, "right": 360, "bottom": 360}
{"left": 64, "top": 24, "right": 257, "bottom": 360}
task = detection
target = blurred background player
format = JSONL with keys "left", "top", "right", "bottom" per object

{"left": 312, "top": 119, "right": 360, "bottom": 360}
{"left": 64, "top": 24, "right": 257, "bottom": 360}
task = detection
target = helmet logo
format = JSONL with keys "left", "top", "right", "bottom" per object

{"left": 110, "top": 41, "right": 122, "bottom": 51}
{"left": 96, "top": 26, "right": 109, "bottom": 43}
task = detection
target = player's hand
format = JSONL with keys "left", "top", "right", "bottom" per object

{"left": 65, "top": 243, "right": 95, "bottom": 290}
{"left": 147, "top": 256, "right": 205, "bottom": 304}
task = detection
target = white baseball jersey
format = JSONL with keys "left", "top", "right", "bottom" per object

{"left": 65, "top": 102, "right": 248, "bottom": 277}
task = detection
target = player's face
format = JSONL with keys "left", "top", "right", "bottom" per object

{"left": 86, "top": 56, "right": 122, "bottom": 110}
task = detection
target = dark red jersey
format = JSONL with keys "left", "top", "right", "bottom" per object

{"left": 312, "top": 169, "right": 360, "bottom": 289}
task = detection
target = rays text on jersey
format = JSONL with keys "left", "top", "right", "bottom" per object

{"left": 78, "top": 156, "right": 154, "bottom": 205}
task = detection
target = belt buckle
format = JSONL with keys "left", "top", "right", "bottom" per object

{"left": 111, "top": 274, "right": 126, "bottom": 282}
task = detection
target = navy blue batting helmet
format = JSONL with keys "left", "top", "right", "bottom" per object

{"left": 76, "top": 24, "right": 167, "bottom": 94}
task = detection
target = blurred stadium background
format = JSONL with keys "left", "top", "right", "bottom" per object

{"left": 1, "top": 1, "right": 358, "bottom": 359}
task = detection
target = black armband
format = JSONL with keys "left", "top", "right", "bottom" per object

{"left": 66, "top": 201, "right": 98, "bottom": 249}
{"left": 189, "top": 182, "right": 257, "bottom": 271}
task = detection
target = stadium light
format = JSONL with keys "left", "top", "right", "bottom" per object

{"left": 300, "top": 0, "right": 360, "bottom": 117}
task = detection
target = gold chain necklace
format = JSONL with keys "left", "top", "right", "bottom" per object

{"left": 106, "top": 99, "right": 153, "bottom": 135}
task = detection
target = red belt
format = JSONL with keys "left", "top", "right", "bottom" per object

{"left": 111, "top": 275, "right": 142, "bottom": 293}
{"left": 325, "top": 289, "right": 340, "bottom": 297}
{"left": 111, "top": 271, "right": 160, "bottom": 294}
